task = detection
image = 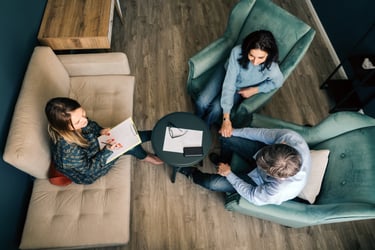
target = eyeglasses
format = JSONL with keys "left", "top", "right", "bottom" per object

{"left": 167, "top": 122, "right": 188, "bottom": 138}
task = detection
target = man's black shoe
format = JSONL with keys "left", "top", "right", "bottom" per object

{"left": 209, "top": 152, "right": 220, "bottom": 166}
{"left": 178, "top": 167, "right": 196, "bottom": 179}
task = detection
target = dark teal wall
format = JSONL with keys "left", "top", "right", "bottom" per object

{"left": 0, "top": 1, "right": 46, "bottom": 249}
{"left": 312, "top": 0, "right": 375, "bottom": 117}
{"left": 312, "top": 0, "right": 374, "bottom": 59}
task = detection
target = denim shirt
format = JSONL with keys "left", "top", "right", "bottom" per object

{"left": 226, "top": 127, "right": 311, "bottom": 205}
{"left": 221, "top": 45, "right": 284, "bottom": 114}
{"left": 52, "top": 120, "right": 115, "bottom": 184}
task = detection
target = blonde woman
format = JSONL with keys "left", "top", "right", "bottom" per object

{"left": 45, "top": 97, "right": 162, "bottom": 184}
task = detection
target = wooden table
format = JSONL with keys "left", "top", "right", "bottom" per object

{"left": 38, "top": 0, "right": 122, "bottom": 50}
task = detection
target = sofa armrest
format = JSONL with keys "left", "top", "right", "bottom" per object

{"left": 3, "top": 46, "right": 71, "bottom": 179}
{"left": 251, "top": 111, "right": 375, "bottom": 146}
{"left": 58, "top": 52, "right": 131, "bottom": 76}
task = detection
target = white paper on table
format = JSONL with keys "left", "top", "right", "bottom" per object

{"left": 162, "top": 127, "right": 203, "bottom": 153}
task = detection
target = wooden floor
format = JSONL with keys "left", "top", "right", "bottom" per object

{"left": 96, "top": 0, "right": 375, "bottom": 249}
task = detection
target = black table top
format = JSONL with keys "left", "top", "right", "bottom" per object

{"left": 151, "top": 112, "right": 212, "bottom": 166}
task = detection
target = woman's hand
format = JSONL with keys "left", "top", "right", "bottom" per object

{"left": 218, "top": 163, "right": 232, "bottom": 176}
{"left": 106, "top": 141, "right": 123, "bottom": 151}
{"left": 219, "top": 119, "right": 233, "bottom": 137}
{"left": 100, "top": 128, "right": 111, "bottom": 136}
{"left": 238, "top": 86, "right": 259, "bottom": 99}
{"left": 102, "top": 138, "right": 123, "bottom": 151}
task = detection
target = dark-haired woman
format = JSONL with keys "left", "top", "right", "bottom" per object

{"left": 194, "top": 30, "right": 284, "bottom": 137}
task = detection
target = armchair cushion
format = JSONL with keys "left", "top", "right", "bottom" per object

{"left": 298, "top": 150, "right": 330, "bottom": 204}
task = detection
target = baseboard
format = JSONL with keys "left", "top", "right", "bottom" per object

{"left": 306, "top": 0, "right": 347, "bottom": 78}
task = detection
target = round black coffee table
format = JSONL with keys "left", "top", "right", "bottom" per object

{"left": 151, "top": 112, "right": 212, "bottom": 182}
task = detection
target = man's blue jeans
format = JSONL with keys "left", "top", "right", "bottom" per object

{"left": 194, "top": 65, "right": 242, "bottom": 127}
{"left": 191, "top": 135, "right": 266, "bottom": 192}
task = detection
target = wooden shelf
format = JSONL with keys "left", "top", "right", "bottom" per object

{"left": 38, "top": 0, "right": 114, "bottom": 50}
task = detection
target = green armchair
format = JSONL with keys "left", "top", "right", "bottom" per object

{"left": 225, "top": 111, "right": 375, "bottom": 228}
{"left": 187, "top": 0, "right": 315, "bottom": 127}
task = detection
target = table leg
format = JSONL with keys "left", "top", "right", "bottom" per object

{"left": 115, "top": 0, "right": 124, "bottom": 25}
{"left": 171, "top": 166, "right": 180, "bottom": 183}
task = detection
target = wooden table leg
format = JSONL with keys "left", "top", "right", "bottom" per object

{"left": 115, "top": 0, "right": 124, "bottom": 25}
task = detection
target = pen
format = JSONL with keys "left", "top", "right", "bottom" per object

{"left": 101, "top": 142, "right": 112, "bottom": 146}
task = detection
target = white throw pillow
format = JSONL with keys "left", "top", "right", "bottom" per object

{"left": 298, "top": 149, "right": 330, "bottom": 204}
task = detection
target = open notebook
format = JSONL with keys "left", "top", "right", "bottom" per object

{"left": 162, "top": 126, "right": 203, "bottom": 153}
{"left": 98, "top": 117, "right": 141, "bottom": 163}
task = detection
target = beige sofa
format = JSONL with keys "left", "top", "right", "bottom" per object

{"left": 3, "top": 46, "right": 135, "bottom": 249}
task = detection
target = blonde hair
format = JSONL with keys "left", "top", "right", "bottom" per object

{"left": 45, "top": 97, "right": 89, "bottom": 148}
{"left": 47, "top": 124, "right": 88, "bottom": 147}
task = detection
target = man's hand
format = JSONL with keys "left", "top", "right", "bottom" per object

{"left": 217, "top": 163, "right": 232, "bottom": 176}
{"left": 238, "top": 86, "right": 258, "bottom": 99}
{"left": 219, "top": 120, "right": 233, "bottom": 137}
{"left": 219, "top": 113, "right": 233, "bottom": 137}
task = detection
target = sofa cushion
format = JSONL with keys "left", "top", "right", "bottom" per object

{"left": 69, "top": 75, "right": 135, "bottom": 128}
{"left": 3, "top": 47, "right": 70, "bottom": 178}
{"left": 58, "top": 52, "right": 131, "bottom": 76}
{"left": 298, "top": 149, "right": 330, "bottom": 204}
{"left": 19, "top": 156, "right": 132, "bottom": 249}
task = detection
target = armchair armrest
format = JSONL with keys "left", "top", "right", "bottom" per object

{"left": 279, "top": 29, "right": 315, "bottom": 79}
{"left": 222, "top": 0, "right": 256, "bottom": 41}
{"left": 58, "top": 52, "right": 131, "bottom": 76}
{"left": 187, "top": 0, "right": 257, "bottom": 96}
{"left": 225, "top": 194, "right": 375, "bottom": 228}
{"left": 188, "top": 37, "right": 233, "bottom": 81}
{"left": 251, "top": 111, "right": 375, "bottom": 146}
{"left": 225, "top": 194, "right": 315, "bottom": 228}
{"left": 232, "top": 90, "right": 277, "bottom": 127}
{"left": 187, "top": 37, "right": 234, "bottom": 97}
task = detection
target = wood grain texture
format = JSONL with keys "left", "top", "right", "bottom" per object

{"left": 38, "top": 0, "right": 114, "bottom": 49}
{"left": 94, "top": 0, "right": 375, "bottom": 249}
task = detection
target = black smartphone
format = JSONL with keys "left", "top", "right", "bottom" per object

{"left": 183, "top": 146, "right": 203, "bottom": 157}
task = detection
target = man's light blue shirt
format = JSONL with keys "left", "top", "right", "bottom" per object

{"left": 226, "top": 127, "right": 311, "bottom": 205}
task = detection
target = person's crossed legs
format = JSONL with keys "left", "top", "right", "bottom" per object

{"left": 179, "top": 135, "right": 266, "bottom": 192}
